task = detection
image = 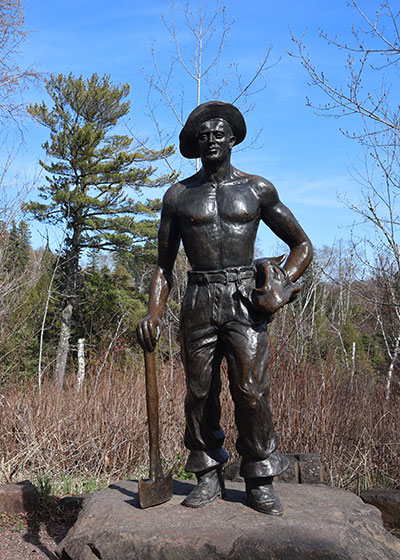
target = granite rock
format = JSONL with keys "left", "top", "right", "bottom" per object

{"left": 59, "top": 494, "right": 89, "bottom": 512}
{"left": 0, "top": 480, "right": 39, "bottom": 514}
{"left": 56, "top": 479, "right": 400, "bottom": 560}
{"left": 361, "top": 488, "right": 400, "bottom": 529}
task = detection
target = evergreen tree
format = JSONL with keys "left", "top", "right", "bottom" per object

{"left": 77, "top": 259, "right": 148, "bottom": 351}
{"left": 24, "top": 73, "right": 175, "bottom": 388}
{"left": 6, "top": 220, "right": 31, "bottom": 274}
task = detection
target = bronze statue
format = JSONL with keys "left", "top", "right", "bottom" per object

{"left": 137, "top": 101, "right": 312, "bottom": 515}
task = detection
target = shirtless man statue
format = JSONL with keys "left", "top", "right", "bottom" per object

{"left": 137, "top": 101, "right": 312, "bottom": 515}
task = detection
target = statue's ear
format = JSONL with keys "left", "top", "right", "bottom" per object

{"left": 229, "top": 135, "right": 236, "bottom": 149}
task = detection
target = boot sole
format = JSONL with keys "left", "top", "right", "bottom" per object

{"left": 247, "top": 497, "right": 283, "bottom": 516}
{"left": 182, "top": 491, "right": 223, "bottom": 508}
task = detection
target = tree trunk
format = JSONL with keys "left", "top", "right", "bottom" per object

{"left": 77, "top": 337, "right": 85, "bottom": 391}
{"left": 54, "top": 300, "right": 73, "bottom": 389}
{"left": 53, "top": 220, "right": 81, "bottom": 389}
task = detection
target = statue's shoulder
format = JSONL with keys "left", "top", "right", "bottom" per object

{"left": 235, "top": 170, "right": 279, "bottom": 203}
{"left": 249, "top": 174, "right": 276, "bottom": 193}
{"left": 163, "top": 180, "right": 187, "bottom": 207}
{"left": 165, "top": 171, "right": 200, "bottom": 198}
{"left": 162, "top": 173, "right": 199, "bottom": 214}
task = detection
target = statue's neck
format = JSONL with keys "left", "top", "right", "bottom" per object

{"left": 200, "top": 159, "right": 233, "bottom": 185}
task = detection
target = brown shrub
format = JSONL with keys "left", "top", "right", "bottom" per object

{"left": 0, "top": 346, "right": 399, "bottom": 493}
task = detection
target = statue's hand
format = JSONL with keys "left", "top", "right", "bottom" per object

{"left": 136, "top": 314, "right": 161, "bottom": 353}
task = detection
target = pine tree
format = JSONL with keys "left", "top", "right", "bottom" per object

{"left": 6, "top": 220, "right": 31, "bottom": 274}
{"left": 24, "top": 73, "right": 175, "bottom": 388}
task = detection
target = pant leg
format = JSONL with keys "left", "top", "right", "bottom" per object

{"left": 220, "top": 281, "right": 288, "bottom": 478}
{"left": 180, "top": 282, "right": 228, "bottom": 472}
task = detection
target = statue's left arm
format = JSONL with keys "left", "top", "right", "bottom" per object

{"left": 257, "top": 178, "right": 313, "bottom": 282}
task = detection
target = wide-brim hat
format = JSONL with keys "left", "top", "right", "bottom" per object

{"left": 179, "top": 101, "right": 246, "bottom": 159}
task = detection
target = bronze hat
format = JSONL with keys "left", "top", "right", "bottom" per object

{"left": 179, "top": 101, "right": 247, "bottom": 159}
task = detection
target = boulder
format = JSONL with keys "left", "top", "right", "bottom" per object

{"left": 0, "top": 480, "right": 39, "bottom": 514}
{"left": 293, "top": 453, "right": 324, "bottom": 484}
{"left": 59, "top": 494, "right": 89, "bottom": 512}
{"left": 56, "top": 479, "right": 400, "bottom": 560}
{"left": 361, "top": 488, "right": 400, "bottom": 528}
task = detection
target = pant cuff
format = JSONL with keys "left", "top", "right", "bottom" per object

{"left": 240, "top": 451, "right": 289, "bottom": 478}
{"left": 185, "top": 448, "right": 229, "bottom": 473}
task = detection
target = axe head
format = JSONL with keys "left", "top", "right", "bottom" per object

{"left": 138, "top": 468, "right": 173, "bottom": 509}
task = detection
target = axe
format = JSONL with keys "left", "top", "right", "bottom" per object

{"left": 139, "top": 349, "right": 173, "bottom": 508}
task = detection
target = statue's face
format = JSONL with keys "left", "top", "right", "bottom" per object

{"left": 197, "top": 119, "right": 235, "bottom": 163}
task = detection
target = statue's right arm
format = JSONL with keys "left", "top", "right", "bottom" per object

{"left": 136, "top": 186, "right": 181, "bottom": 352}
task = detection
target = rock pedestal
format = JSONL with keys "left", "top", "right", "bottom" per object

{"left": 56, "top": 479, "right": 400, "bottom": 560}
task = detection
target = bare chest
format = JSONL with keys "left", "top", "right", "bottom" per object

{"left": 177, "top": 183, "right": 259, "bottom": 226}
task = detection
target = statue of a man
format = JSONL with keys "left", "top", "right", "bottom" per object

{"left": 137, "top": 101, "right": 312, "bottom": 515}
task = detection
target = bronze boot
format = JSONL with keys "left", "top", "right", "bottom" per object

{"left": 245, "top": 476, "right": 283, "bottom": 516}
{"left": 182, "top": 466, "right": 224, "bottom": 508}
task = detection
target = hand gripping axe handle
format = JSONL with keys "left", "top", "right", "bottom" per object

{"left": 138, "top": 349, "right": 173, "bottom": 508}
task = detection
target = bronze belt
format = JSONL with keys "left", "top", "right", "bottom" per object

{"left": 188, "top": 266, "right": 255, "bottom": 285}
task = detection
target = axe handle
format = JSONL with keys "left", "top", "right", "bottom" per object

{"left": 144, "top": 350, "right": 163, "bottom": 480}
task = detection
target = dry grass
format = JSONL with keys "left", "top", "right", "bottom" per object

{"left": 0, "top": 344, "right": 399, "bottom": 494}
{"left": 0, "top": 355, "right": 186, "bottom": 489}
{"left": 268, "top": 343, "right": 400, "bottom": 492}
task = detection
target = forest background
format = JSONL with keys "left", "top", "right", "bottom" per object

{"left": 1, "top": 0, "right": 399, "bottom": 497}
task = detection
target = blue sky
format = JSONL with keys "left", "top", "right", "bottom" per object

{"left": 13, "top": 0, "right": 381, "bottom": 254}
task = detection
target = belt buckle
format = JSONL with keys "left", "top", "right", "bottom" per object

{"left": 233, "top": 268, "right": 244, "bottom": 284}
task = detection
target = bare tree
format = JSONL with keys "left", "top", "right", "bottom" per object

{"left": 290, "top": 0, "right": 400, "bottom": 398}
{"left": 290, "top": 1, "right": 400, "bottom": 141}
{"left": 0, "top": 0, "right": 39, "bottom": 126}
{"left": 144, "top": 0, "right": 276, "bottom": 170}
{"left": 0, "top": 0, "right": 42, "bottom": 373}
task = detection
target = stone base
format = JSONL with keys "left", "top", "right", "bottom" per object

{"left": 0, "top": 480, "right": 39, "bottom": 514}
{"left": 56, "top": 479, "right": 400, "bottom": 560}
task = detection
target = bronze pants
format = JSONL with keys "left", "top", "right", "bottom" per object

{"left": 180, "top": 268, "right": 286, "bottom": 478}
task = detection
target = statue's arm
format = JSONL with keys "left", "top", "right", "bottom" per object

{"left": 136, "top": 186, "right": 181, "bottom": 352}
{"left": 257, "top": 179, "right": 313, "bottom": 282}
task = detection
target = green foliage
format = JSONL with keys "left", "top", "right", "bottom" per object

{"left": 0, "top": 240, "right": 61, "bottom": 379}
{"left": 0, "top": 222, "right": 50, "bottom": 379}
{"left": 173, "top": 455, "right": 195, "bottom": 480}
{"left": 0, "top": 513, "right": 25, "bottom": 533}
{"left": 76, "top": 259, "right": 148, "bottom": 347}
{"left": 24, "top": 73, "right": 175, "bottom": 252}
{"left": 5, "top": 220, "right": 31, "bottom": 274}
{"left": 36, "top": 473, "right": 53, "bottom": 505}
{"left": 21, "top": 73, "right": 176, "bottom": 381}
{"left": 33, "top": 471, "right": 109, "bottom": 498}
{"left": 361, "top": 332, "right": 387, "bottom": 373}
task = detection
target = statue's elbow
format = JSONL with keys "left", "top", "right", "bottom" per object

{"left": 304, "top": 239, "right": 313, "bottom": 267}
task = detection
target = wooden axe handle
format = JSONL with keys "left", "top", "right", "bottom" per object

{"left": 144, "top": 350, "right": 163, "bottom": 480}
